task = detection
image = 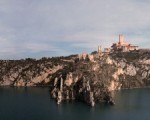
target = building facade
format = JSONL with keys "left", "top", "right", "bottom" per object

{"left": 111, "top": 34, "right": 138, "bottom": 52}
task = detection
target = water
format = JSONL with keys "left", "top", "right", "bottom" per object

{"left": 0, "top": 87, "right": 150, "bottom": 120}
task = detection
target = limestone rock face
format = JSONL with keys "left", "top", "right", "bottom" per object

{"left": 108, "top": 80, "right": 122, "bottom": 91}
{"left": 0, "top": 50, "right": 150, "bottom": 106}
{"left": 64, "top": 72, "right": 73, "bottom": 86}
{"left": 108, "top": 67, "right": 124, "bottom": 91}
{"left": 142, "top": 71, "right": 148, "bottom": 79}
{"left": 1, "top": 79, "right": 12, "bottom": 86}
{"left": 139, "top": 59, "right": 150, "bottom": 64}
{"left": 105, "top": 57, "right": 113, "bottom": 64}
{"left": 125, "top": 64, "right": 136, "bottom": 76}
{"left": 119, "top": 60, "right": 126, "bottom": 69}
{"left": 0, "top": 58, "right": 64, "bottom": 86}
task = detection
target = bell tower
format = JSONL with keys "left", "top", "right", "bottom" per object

{"left": 119, "top": 34, "right": 124, "bottom": 45}
{"left": 98, "top": 46, "right": 101, "bottom": 54}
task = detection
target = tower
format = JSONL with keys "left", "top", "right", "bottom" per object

{"left": 119, "top": 34, "right": 124, "bottom": 45}
{"left": 98, "top": 46, "right": 101, "bottom": 54}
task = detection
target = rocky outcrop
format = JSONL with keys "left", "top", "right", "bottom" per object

{"left": 110, "top": 50, "right": 150, "bottom": 89}
{"left": 0, "top": 50, "right": 150, "bottom": 106}
{"left": 0, "top": 57, "right": 66, "bottom": 86}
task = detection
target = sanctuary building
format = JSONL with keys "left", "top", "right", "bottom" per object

{"left": 111, "top": 35, "right": 138, "bottom": 52}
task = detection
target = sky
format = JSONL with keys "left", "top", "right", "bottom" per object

{"left": 0, "top": 0, "right": 150, "bottom": 59}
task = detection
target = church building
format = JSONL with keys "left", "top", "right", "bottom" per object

{"left": 111, "top": 34, "right": 138, "bottom": 52}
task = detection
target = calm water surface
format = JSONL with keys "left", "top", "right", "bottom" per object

{"left": 0, "top": 87, "right": 150, "bottom": 120}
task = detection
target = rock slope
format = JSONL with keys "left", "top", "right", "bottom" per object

{"left": 0, "top": 50, "right": 150, "bottom": 106}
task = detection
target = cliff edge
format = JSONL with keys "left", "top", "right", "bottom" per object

{"left": 0, "top": 50, "right": 150, "bottom": 106}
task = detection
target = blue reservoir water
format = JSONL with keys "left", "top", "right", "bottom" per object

{"left": 0, "top": 87, "right": 150, "bottom": 120}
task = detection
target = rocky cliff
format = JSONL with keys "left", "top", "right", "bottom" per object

{"left": 0, "top": 50, "right": 150, "bottom": 106}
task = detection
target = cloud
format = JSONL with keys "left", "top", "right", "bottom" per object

{"left": 0, "top": 0, "right": 149, "bottom": 59}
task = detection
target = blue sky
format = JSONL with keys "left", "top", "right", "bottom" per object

{"left": 0, "top": 0, "right": 150, "bottom": 59}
